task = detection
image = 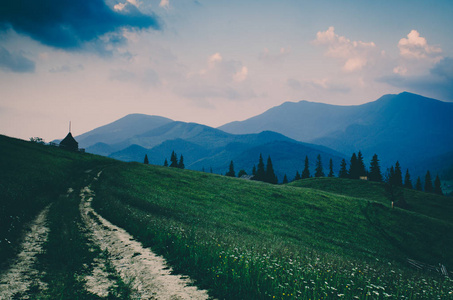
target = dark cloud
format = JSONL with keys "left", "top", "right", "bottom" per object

{"left": 0, "top": 46, "right": 35, "bottom": 72}
{"left": 378, "top": 57, "right": 453, "bottom": 102}
{"left": 0, "top": 0, "right": 160, "bottom": 50}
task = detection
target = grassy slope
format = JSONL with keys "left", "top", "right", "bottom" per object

{"left": 2, "top": 135, "right": 452, "bottom": 299}
{"left": 0, "top": 135, "right": 131, "bottom": 298}
{"left": 92, "top": 163, "right": 453, "bottom": 299}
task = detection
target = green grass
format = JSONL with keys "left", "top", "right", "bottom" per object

{"left": 92, "top": 163, "right": 453, "bottom": 299}
{"left": 2, "top": 135, "right": 452, "bottom": 299}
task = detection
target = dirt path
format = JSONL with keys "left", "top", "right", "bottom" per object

{"left": 0, "top": 205, "right": 50, "bottom": 299}
{"left": 79, "top": 173, "right": 210, "bottom": 299}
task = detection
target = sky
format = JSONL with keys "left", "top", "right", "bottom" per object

{"left": 1, "top": 0, "right": 453, "bottom": 141}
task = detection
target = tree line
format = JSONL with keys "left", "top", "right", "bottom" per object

{"left": 144, "top": 150, "right": 443, "bottom": 195}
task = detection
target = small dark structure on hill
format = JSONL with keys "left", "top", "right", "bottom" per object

{"left": 59, "top": 122, "right": 80, "bottom": 151}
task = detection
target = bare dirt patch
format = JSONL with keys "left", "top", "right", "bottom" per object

{"left": 0, "top": 205, "right": 50, "bottom": 298}
{"left": 80, "top": 176, "right": 210, "bottom": 300}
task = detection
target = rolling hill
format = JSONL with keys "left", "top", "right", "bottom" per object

{"left": 80, "top": 120, "right": 345, "bottom": 181}
{"left": 2, "top": 134, "right": 451, "bottom": 298}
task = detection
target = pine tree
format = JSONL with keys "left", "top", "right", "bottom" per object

{"left": 294, "top": 171, "right": 301, "bottom": 181}
{"left": 254, "top": 154, "right": 266, "bottom": 181}
{"left": 252, "top": 165, "right": 256, "bottom": 176}
{"left": 170, "top": 151, "right": 178, "bottom": 168}
{"left": 315, "top": 154, "right": 324, "bottom": 177}
{"left": 349, "top": 153, "right": 359, "bottom": 179}
{"left": 434, "top": 175, "right": 443, "bottom": 195}
{"left": 404, "top": 169, "right": 413, "bottom": 189}
{"left": 210, "top": 167, "right": 213, "bottom": 173}
{"left": 238, "top": 170, "right": 247, "bottom": 178}
{"left": 338, "top": 159, "right": 348, "bottom": 178}
{"left": 164, "top": 158, "right": 168, "bottom": 167}
{"left": 415, "top": 177, "right": 423, "bottom": 191}
{"left": 425, "top": 171, "right": 433, "bottom": 193}
{"left": 282, "top": 174, "right": 289, "bottom": 184}
{"left": 368, "top": 154, "right": 382, "bottom": 182}
{"left": 265, "top": 156, "right": 278, "bottom": 184}
{"left": 301, "top": 156, "right": 310, "bottom": 179}
{"left": 386, "top": 166, "right": 395, "bottom": 184}
{"left": 144, "top": 154, "right": 149, "bottom": 164}
{"left": 226, "top": 160, "right": 236, "bottom": 177}
{"left": 178, "top": 155, "right": 185, "bottom": 169}
{"left": 328, "top": 158, "right": 334, "bottom": 177}
{"left": 357, "top": 151, "right": 367, "bottom": 177}
{"left": 393, "top": 161, "right": 403, "bottom": 187}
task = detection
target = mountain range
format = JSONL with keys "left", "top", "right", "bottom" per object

{"left": 73, "top": 92, "right": 453, "bottom": 181}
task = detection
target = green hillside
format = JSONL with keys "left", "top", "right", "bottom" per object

{"left": 1, "top": 134, "right": 452, "bottom": 299}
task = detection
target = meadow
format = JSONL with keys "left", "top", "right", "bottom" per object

{"left": 92, "top": 162, "right": 453, "bottom": 299}
{"left": 1, "top": 134, "right": 452, "bottom": 299}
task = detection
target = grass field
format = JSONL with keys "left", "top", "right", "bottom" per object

{"left": 92, "top": 162, "right": 453, "bottom": 299}
{"left": 1, "top": 134, "right": 452, "bottom": 299}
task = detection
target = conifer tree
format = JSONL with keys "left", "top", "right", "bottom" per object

{"left": 283, "top": 174, "right": 289, "bottom": 184}
{"left": 178, "top": 155, "right": 185, "bottom": 169}
{"left": 254, "top": 154, "right": 266, "bottom": 181}
{"left": 238, "top": 170, "right": 247, "bottom": 178}
{"left": 294, "top": 171, "right": 301, "bottom": 181}
{"left": 338, "top": 159, "right": 348, "bottom": 178}
{"left": 434, "top": 175, "right": 443, "bottom": 195}
{"left": 415, "top": 177, "right": 423, "bottom": 191}
{"left": 349, "top": 153, "right": 359, "bottom": 179}
{"left": 301, "top": 156, "right": 310, "bottom": 179}
{"left": 164, "top": 158, "right": 168, "bottom": 167}
{"left": 170, "top": 151, "right": 178, "bottom": 168}
{"left": 252, "top": 165, "right": 256, "bottom": 176}
{"left": 425, "top": 171, "right": 433, "bottom": 193}
{"left": 404, "top": 169, "right": 413, "bottom": 189}
{"left": 210, "top": 167, "right": 213, "bottom": 173}
{"left": 226, "top": 160, "right": 236, "bottom": 177}
{"left": 328, "top": 158, "right": 334, "bottom": 177}
{"left": 368, "top": 154, "right": 382, "bottom": 182}
{"left": 315, "top": 154, "right": 324, "bottom": 177}
{"left": 144, "top": 154, "right": 149, "bottom": 164}
{"left": 387, "top": 166, "right": 395, "bottom": 184}
{"left": 202, "top": 167, "right": 205, "bottom": 172}
{"left": 265, "top": 156, "right": 278, "bottom": 184}
{"left": 393, "top": 161, "right": 403, "bottom": 187}
{"left": 357, "top": 151, "right": 367, "bottom": 177}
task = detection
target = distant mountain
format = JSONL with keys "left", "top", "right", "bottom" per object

{"left": 84, "top": 118, "right": 345, "bottom": 182}
{"left": 76, "top": 114, "right": 173, "bottom": 148}
{"left": 219, "top": 92, "right": 453, "bottom": 169}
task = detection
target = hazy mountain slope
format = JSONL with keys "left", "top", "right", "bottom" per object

{"left": 76, "top": 114, "right": 173, "bottom": 148}
{"left": 219, "top": 92, "right": 453, "bottom": 168}
{"left": 312, "top": 92, "right": 453, "bottom": 165}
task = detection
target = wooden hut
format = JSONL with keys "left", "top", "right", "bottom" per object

{"left": 59, "top": 131, "right": 79, "bottom": 151}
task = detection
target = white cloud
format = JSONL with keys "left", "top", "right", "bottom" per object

{"left": 398, "top": 30, "right": 442, "bottom": 61}
{"left": 159, "top": 0, "right": 170, "bottom": 8}
{"left": 393, "top": 65, "right": 407, "bottom": 75}
{"left": 233, "top": 66, "right": 248, "bottom": 82}
{"left": 113, "top": 0, "right": 139, "bottom": 11}
{"left": 312, "top": 26, "right": 378, "bottom": 72}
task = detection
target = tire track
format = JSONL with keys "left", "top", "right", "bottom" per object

{"left": 80, "top": 173, "right": 210, "bottom": 299}
{"left": 0, "top": 205, "right": 50, "bottom": 299}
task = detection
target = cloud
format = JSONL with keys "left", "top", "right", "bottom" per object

{"left": 287, "top": 77, "right": 350, "bottom": 93}
{"left": 0, "top": 46, "right": 35, "bottom": 73}
{"left": 159, "top": 0, "right": 170, "bottom": 9}
{"left": 176, "top": 53, "right": 254, "bottom": 103}
{"left": 378, "top": 57, "right": 453, "bottom": 101}
{"left": 259, "top": 47, "right": 290, "bottom": 63}
{"left": 398, "top": 30, "right": 442, "bottom": 61}
{"left": 312, "top": 26, "right": 378, "bottom": 72}
{"left": 0, "top": 0, "right": 160, "bottom": 51}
